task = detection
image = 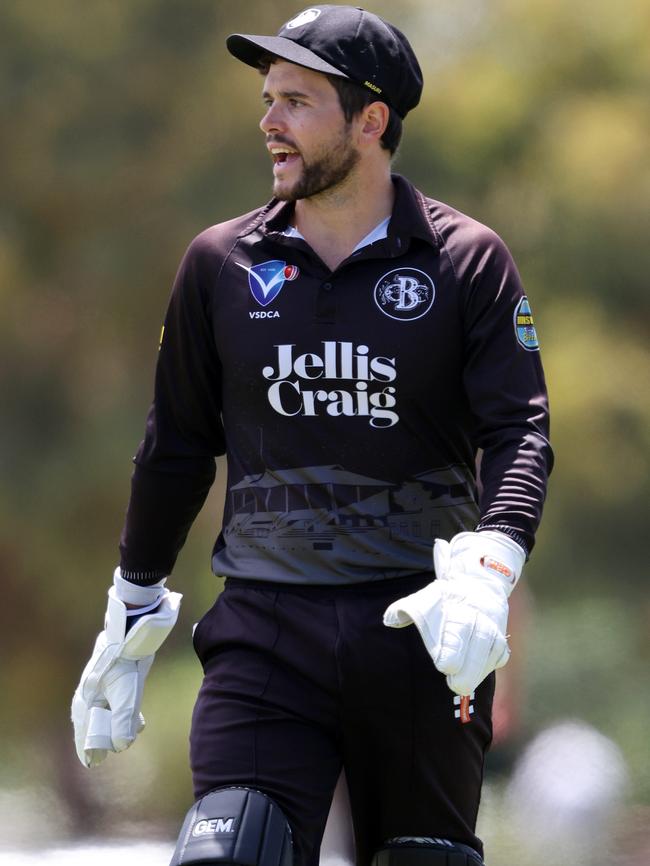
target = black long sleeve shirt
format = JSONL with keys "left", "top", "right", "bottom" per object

{"left": 120, "top": 175, "right": 553, "bottom": 585}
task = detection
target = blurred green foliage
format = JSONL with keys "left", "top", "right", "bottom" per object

{"left": 1, "top": 0, "right": 649, "bottom": 846}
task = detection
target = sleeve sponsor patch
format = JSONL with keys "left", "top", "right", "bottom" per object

{"left": 514, "top": 296, "right": 540, "bottom": 351}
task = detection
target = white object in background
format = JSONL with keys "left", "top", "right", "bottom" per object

{"left": 505, "top": 720, "right": 629, "bottom": 865}
{"left": 0, "top": 843, "right": 173, "bottom": 866}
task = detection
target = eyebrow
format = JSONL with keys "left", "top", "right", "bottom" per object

{"left": 262, "top": 89, "right": 311, "bottom": 101}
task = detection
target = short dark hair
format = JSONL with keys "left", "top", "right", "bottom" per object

{"left": 324, "top": 74, "right": 402, "bottom": 156}
{"left": 257, "top": 55, "right": 403, "bottom": 156}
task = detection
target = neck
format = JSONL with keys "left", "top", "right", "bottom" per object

{"left": 293, "top": 162, "right": 394, "bottom": 271}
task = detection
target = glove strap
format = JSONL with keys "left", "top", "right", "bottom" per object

{"left": 125, "top": 599, "right": 164, "bottom": 634}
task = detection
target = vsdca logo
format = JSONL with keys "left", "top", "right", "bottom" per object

{"left": 374, "top": 268, "right": 435, "bottom": 321}
{"left": 236, "top": 260, "right": 299, "bottom": 307}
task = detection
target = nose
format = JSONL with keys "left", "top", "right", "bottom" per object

{"left": 260, "top": 101, "right": 285, "bottom": 135}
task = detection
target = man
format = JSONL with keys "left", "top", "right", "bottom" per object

{"left": 72, "top": 6, "right": 552, "bottom": 866}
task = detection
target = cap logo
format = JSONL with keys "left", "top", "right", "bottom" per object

{"left": 285, "top": 8, "right": 322, "bottom": 29}
{"left": 364, "top": 80, "right": 383, "bottom": 95}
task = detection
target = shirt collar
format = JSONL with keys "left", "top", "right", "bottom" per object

{"left": 388, "top": 174, "right": 440, "bottom": 248}
{"left": 281, "top": 216, "right": 391, "bottom": 252}
{"left": 241, "top": 174, "right": 439, "bottom": 252}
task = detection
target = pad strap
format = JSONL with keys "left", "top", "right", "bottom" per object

{"left": 373, "top": 836, "right": 483, "bottom": 866}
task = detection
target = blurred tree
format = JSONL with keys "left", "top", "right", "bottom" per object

{"left": 1, "top": 0, "right": 648, "bottom": 839}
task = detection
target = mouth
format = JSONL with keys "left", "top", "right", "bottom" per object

{"left": 269, "top": 145, "right": 301, "bottom": 172}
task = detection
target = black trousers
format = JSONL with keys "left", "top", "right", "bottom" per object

{"left": 190, "top": 575, "right": 493, "bottom": 866}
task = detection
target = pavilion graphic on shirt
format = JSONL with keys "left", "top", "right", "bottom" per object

{"left": 224, "top": 463, "right": 478, "bottom": 557}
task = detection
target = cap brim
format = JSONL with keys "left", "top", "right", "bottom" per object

{"left": 226, "top": 33, "right": 348, "bottom": 80}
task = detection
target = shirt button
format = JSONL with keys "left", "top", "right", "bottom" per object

{"left": 322, "top": 282, "right": 332, "bottom": 291}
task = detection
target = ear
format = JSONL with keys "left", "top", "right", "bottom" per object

{"left": 359, "top": 101, "right": 390, "bottom": 146}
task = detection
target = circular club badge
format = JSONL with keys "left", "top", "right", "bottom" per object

{"left": 374, "top": 268, "right": 435, "bottom": 321}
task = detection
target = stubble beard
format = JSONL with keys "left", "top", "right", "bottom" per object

{"left": 273, "top": 128, "right": 361, "bottom": 203}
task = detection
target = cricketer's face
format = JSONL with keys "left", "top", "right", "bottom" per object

{"left": 260, "top": 60, "right": 361, "bottom": 202}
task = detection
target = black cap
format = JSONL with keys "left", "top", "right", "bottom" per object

{"left": 226, "top": 5, "right": 423, "bottom": 119}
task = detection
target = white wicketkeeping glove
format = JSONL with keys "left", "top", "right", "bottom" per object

{"left": 71, "top": 568, "right": 182, "bottom": 768}
{"left": 383, "top": 531, "right": 525, "bottom": 696}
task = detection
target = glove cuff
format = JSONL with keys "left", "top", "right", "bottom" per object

{"left": 441, "top": 530, "right": 525, "bottom": 595}
{"left": 476, "top": 525, "right": 529, "bottom": 557}
{"left": 477, "top": 530, "right": 527, "bottom": 571}
{"left": 113, "top": 567, "right": 167, "bottom": 607}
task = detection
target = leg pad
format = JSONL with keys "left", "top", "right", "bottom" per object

{"left": 169, "top": 787, "right": 292, "bottom": 866}
{"left": 372, "top": 836, "right": 483, "bottom": 866}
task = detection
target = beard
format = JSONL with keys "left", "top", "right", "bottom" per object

{"left": 273, "top": 127, "right": 361, "bottom": 202}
